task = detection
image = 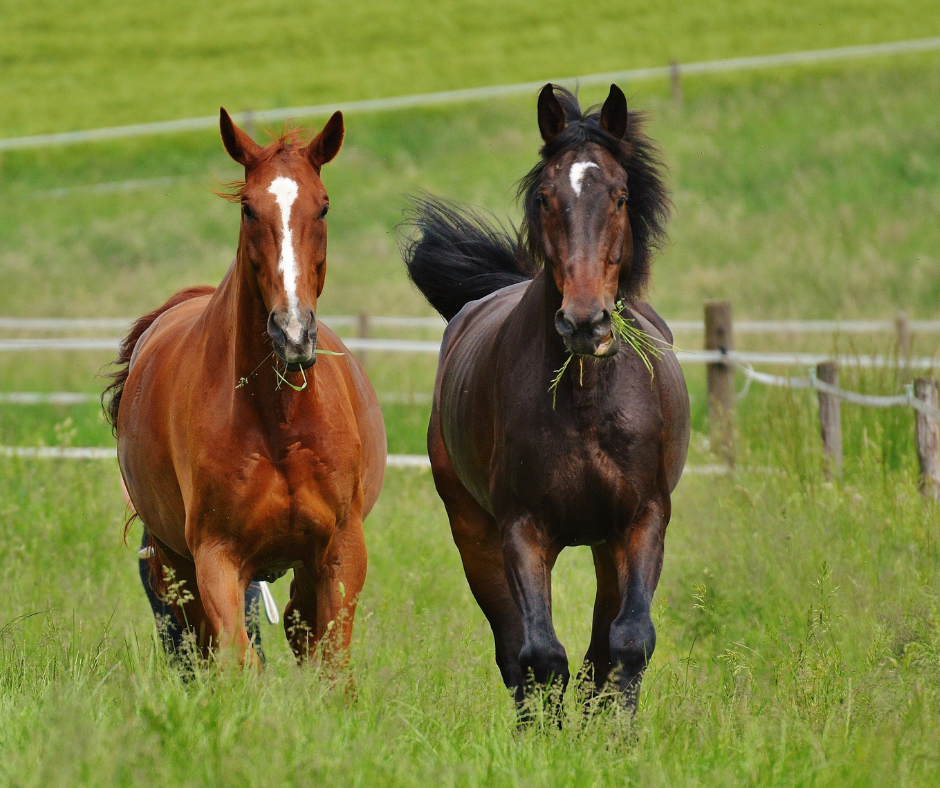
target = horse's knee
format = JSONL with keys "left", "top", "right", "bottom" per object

{"left": 519, "top": 639, "right": 570, "bottom": 688}
{"left": 609, "top": 616, "right": 656, "bottom": 679}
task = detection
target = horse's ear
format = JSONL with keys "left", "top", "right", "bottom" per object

{"left": 600, "top": 84, "right": 629, "bottom": 139}
{"left": 220, "top": 108, "right": 262, "bottom": 167}
{"left": 537, "top": 84, "right": 566, "bottom": 143}
{"left": 306, "top": 111, "right": 345, "bottom": 169}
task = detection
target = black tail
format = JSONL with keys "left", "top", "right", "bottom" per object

{"left": 401, "top": 196, "right": 533, "bottom": 322}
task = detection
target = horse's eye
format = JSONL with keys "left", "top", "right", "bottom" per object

{"left": 242, "top": 203, "right": 255, "bottom": 221}
{"left": 319, "top": 204, "right": 330, "bottom": 219}
{"left": 537, "top": 194, "right": 549, "bottom": 210}
{"left": 616, "top": 195, "right": 627, "bottom": 210}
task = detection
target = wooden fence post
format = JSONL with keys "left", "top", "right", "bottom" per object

{"left": 356, "top": 311, "right": 371, "bottom": 367}
{"left": 816, "top": 361, "right": 842, "bottom": 478}
{"left": 705, "top": 301, "right": 735, "bottom": 465}
{"left": 914, "top": 378, "right": 940, "bottom": 501}
{"left": 896, "top": 310, "right": 911, "bottom": 358}
{"left": 670, "top": 61, "right": 682, "bottom": 106}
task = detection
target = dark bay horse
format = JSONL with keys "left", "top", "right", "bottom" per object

{"left": 404, "top": 84, "right": 689, "bottom": 710}
{"left": 105, "top": 109, "right": 386, "bottom": 667}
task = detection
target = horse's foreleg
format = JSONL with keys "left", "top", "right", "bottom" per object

{"left": 501, "top": 516, "right": 568, "bottom": 697}
{"left": 286, "top": 517, "right": 366, "bottom": 671}
{"left": 318, "top": 517, "right": 367, "bottom": 672}
{"left": 192, "top": 543, "right": 260, "bottom": 669}
{"left": 580, "top": 543, "right": 622, "bottom": 696}
{"left": 607, "top": 498, "right": 668, "bottom": 711}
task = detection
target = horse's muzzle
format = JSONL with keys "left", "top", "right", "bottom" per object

{"left": 267, "top": 309, "right": 317, "bottom": 369}
{"left": 555, "top": 308, "right": 619, "bottom": 357}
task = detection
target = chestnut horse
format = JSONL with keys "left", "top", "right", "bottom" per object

{"left": 404, "top": 84, "right": 689, "bottom": 711}
{"left": 105, "top": 109, "right": 386, "bottom": 666}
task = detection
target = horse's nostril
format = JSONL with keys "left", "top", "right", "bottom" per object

{"left": 555, "top": 309, "right": 576, "bottom": 337}
{"left": 267, "top": 312, "right": 285, "bottom": 343}
{"left": 590, "top": 309, "right": 611, "bottom": 338}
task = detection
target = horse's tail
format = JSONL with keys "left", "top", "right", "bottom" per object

{"left": 401, "top": 196, "right": 533, "bottom": 322}
{"left": 102, "top": 285, "right": 216, "bottom": 435}
{"left": 144, "top": 532, "right": 168, "bottom": 599}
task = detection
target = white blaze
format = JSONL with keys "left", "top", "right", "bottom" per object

{"left": 267, "top": 176, "right": 304, "bottom": 343}
{"left": 569, "top": 161, "right": 599, "bottom": 196}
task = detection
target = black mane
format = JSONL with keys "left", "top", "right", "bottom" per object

{"left": 518, "top": 85, "right": 671, "bottom": 299}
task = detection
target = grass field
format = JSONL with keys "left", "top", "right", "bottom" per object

{"left": 2, "top": 57, "right": 940, "bottom": 322}
{"left": 2, "top": 0, "right": 940, "bottom": 137}
{"left": 3, "top": 2, "right": 940, "bottom": 785}
{"left": 3, "top": 398, "right": 940, "bottom": 786}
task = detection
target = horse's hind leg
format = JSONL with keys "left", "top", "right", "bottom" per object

{"left": 430, "top": 433, "right": 524, "bottom": 697}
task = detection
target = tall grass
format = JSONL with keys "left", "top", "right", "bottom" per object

{"left": 3, "top": 373, "right": 940, "bottom": 784}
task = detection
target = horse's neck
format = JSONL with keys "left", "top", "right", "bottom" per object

{"left": 201, "top": 257, "right": 262, "bottom": 356}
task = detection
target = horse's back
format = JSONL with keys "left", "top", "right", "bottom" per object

{"left": 127, "top": 293, "right": 213, "bottom": 371}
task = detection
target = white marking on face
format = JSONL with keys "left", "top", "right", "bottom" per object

{"left": 267, "top": 176, "right": 304, "bottom": 343}
{"left": 569, "top": 161, "right": 599, "bottom": 197}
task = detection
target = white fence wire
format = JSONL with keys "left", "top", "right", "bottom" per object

{"left": 0, "top": 445, "right": 737, "bottom": 477}
{"left": 3, "top": 315, "right": 940, "bottom": 335}
{"left": 721, "top": 353, "right": 940, "bottom": 420}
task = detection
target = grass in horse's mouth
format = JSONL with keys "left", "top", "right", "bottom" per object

{"left": 235, "top": 349, "right": 344, "bottom": 391}
{"left": 549, "top": 299, "right": 669, "bottom": 409}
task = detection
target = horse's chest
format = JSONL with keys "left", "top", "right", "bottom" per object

{"left": 196, "top": 440, "right": 355, "bottom": 549}
{"left": 498, "top": 413, "right": 658, "bottom": 542}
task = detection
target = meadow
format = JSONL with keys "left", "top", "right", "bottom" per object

{"left": 3, "top": 3, "right": 940, "bottom": 785}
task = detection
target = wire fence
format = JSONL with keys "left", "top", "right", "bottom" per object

{"left": 4, "top": 315, "right": 940, "bottom": 334}
{"left": 3, "top": 302, "right": 938, "bottom": 491}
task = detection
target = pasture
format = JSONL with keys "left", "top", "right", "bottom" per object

{"left": 3, "top": 3, "right": 940, "bottom": 784}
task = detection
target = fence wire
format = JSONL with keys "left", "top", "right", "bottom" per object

{"left": 721, "top": 351, "right": 940, "bottom": 420}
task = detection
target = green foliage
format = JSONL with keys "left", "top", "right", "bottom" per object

{"left": 548, "top": 301, "right": 666, "bottom": 408}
